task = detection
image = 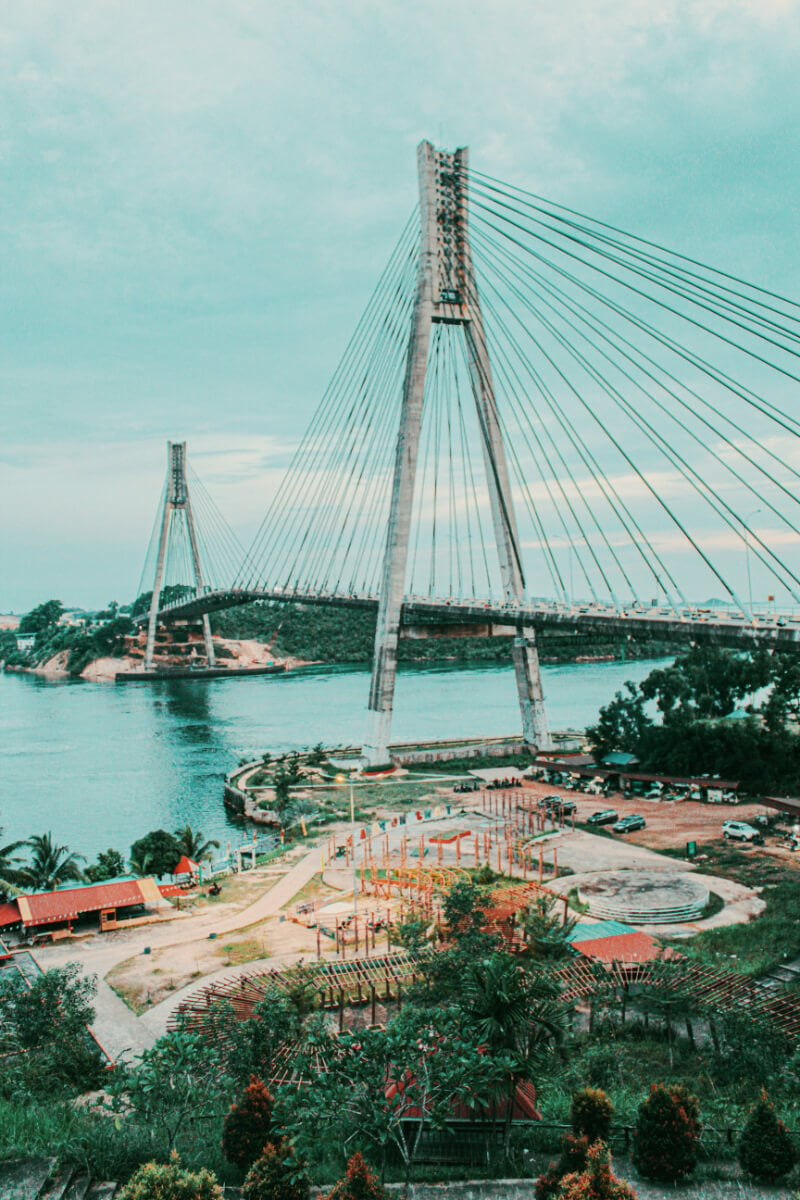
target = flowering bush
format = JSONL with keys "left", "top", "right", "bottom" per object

{"left": 555, "top": 1141, "right": 637, "bottom": 1200}
{"left": 738, "top": 1090, "right": 797, "bottom": 1182}
{"left": 222, "top": 1076, "right": 278, "bottom": 1171}
{"left": 118, "top": 1151, "right": 222, "bottom": 1200}
{"left": 571, "top": 1088, "right": 614, "bottom": 1145}
{"left": 632, "top": 1083, "right": 701, "bottom": 1182}
{"left": 535, "top": 1134, "right": 589, "bottom": 1200}
{"left": 242, "top": 1143, "right": 309, "bottom": 1200}
{"left": 325, "top": 1153, "right": 387, "bottom": 1200}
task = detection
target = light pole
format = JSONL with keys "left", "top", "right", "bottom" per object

{"left": 744, "top": 509, "right": 762, "bottom": 618}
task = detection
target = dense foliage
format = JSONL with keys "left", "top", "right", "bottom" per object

{"left": 324, "top": 1153, "right": 387, "bottom": 1200}
{"left": 242, "top": 1143, "right": 309, "bottom": 1200}
{"left": 0, "top": 963, "right": 105, "bottom": 1100}
{"left": 737, "top": 1091, "right": 797, "bottom": 1182}
{"left": 571, "top": 1089, "right": 613, "bottom": 1145}
{"left": 118, "top": 1152, "right": 223, "bottom": 1200}
{"left": 222, "top": 1077, "right": 277, "bottom": 1171}
{"left": 211, "top": 601, "right": 677, "bottom": 666}
{"left": 555, "top": 1141, "right": 637, "bottom": 1200}
{"left": 2, "top": 598, "right": 133, "bottom": 675}
{"left": 588, "top": 644, "right": 800, "bottom": 792}
{"left": 631, "top": 1083, "right": 700, "bottom": 1182}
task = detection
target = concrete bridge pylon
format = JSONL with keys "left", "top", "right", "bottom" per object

{"left": 143, "top": 441, "right": 216, "bottom": 670}
{"left": 363, "top": 141, "right": 552, "bottom": 766}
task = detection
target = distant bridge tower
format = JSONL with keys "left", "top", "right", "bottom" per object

{"left": 144, "top": 441, "right": 216, "bottom": 670}
{"left": 364, "top": 141, "right": 551, "bottom": 765}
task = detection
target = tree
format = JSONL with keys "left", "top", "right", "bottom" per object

{"left": 130, "top": 829, "right": 181, "bottom": 878}
{"left": 520, "top": 894, "right": 577, "bottom": 960}
{"left": 0, "top": 963, "right": 104, "bottom": 1098}
{"left": 556, "top": 1141, "right": 637, "bottom": 1200}
{"left": 571, "top": 1089, "right": 613, "bottom": 1145}
{"left": 632, "top": 1083, "right": 700, "bottom": 1182}
{"left": 586, "top": 682, "right": 651, "bottom": 762}
{"left": 202, "top": 989, "right": 304, "bottom": 1089}
{"left": 272, "top": 756, "right": 305, "bottom": 820}
{"left": 242, "top": 1143, "right": 308, "bottom": 1200}
{"left": 737, "top": 1091, "right": 797, "bottom": 1183}
{"left": 114, "top": 1030, "right": 229, "bottom": 1152}
{"left": 222, "top": 1077, "right": 278, "bottom": 1171}
{"left": 325, "top": 1153, "right": 387, "bottom": 1200}
{"left": 0, "top": 827, "right": 25, "bottom": 893}
{"left": 84, "top": 847, "right": 126, "bottom": 883}
{"left": 19, "top": 599, "right": 63, "bottom": 635}
{"left": 119, "top": 1152, "right": 222, "bottom": 1200}
{"left": 284, "top": 1005, "right": 511, "bottom": 1186}
{"left": 173, "top": 824, "right": 220, "bottom": 864}
{"left": 535, "top": 1134, "right": 589, "bottom": 1200}
{"left": 460, "top": 951, "right": 564, "bottom": 1138}
{"left": 16, "top": 832, "right": 85, "bottom": 892}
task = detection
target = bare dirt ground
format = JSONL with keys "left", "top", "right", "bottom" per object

{"left": 502, "top": 778, "right": 797, "bottom": 856}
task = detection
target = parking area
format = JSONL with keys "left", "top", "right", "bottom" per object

{"left": 517, "top": 775, "right": 796, "bottom": 854}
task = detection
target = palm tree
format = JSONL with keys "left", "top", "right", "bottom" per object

{"left": 462, "top": 952, "right": 565, "bottom": 1138}
{"left": 173, "top": 824, "right": 220, "bottom": 864}
{"left": 0, "top": 828, "right": 25, "bottom": 895}
{"left": 16, "top": 833, "right": 85, "bottom": 893}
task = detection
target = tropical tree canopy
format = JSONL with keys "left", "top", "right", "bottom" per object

{"left": 16, "top": 832, "right": 85, "bottom": 892}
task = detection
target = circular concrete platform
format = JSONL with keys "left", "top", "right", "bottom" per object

{"left": 578, "top": 870, "right": 709, "bottom": 924}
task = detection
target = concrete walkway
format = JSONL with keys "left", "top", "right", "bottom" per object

{"left": 36, "top": 846, "right": 323, "bottom": 1061}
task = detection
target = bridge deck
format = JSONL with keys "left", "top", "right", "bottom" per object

{"left": 138, "top": 587, "right": 800, "bottom": 649}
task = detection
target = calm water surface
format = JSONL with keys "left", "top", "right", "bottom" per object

{"left": 0, "top": 659, "right": 666, "bottom": 859}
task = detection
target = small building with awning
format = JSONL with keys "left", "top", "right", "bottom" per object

{"left": 0, "top": 877, "right": 165, "bottom": 939}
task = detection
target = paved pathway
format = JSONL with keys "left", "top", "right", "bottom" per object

{"left": 36, "top": 846, "right": 322, "bottom": 1060}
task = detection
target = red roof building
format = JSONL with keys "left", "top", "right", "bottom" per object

{"left": 0, "top": 878, "right": 163, "bottom": 933}
{"left": 574, "top": 930, "right": 663, "bottom": 964}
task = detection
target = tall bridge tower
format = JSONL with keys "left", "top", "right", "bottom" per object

{"left": 363, "top": 142, "right": 550, "bottom": 765}
{"left": 144, "top": 441, "right": 216, "bottom": 670}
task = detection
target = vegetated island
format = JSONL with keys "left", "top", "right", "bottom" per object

{"left": 0, "top": 599, "right": 305, "bottom": 682}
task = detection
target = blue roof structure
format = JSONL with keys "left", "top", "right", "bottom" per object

{"left": 569, "top": 920, "right": 638, "bottom": 943}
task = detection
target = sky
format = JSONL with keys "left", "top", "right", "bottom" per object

{"left": 2, "top": 0, "right": 800, "bottom": 611}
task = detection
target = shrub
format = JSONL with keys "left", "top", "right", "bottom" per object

{"left": 222, "top": 1077, "right": 277, "bottom": 1171}
{"left": 738, "top": 1090, "right": 797, "bottom": 1183}
{"left": 632, "top": 1083, "right": 700, "bottom": 1182}
{"left": 535, "top": 1134, "right": 589, "bottom": 1200}
{"left": 118, "top": 1151, "right": 222, "bottom": 1200}
{"left": 556, "top": 1140, "right": 637, "bottom": 1200}
{"left": 325, "top": 1153, "right": 387, "bottom": 1200}
{"left": 571, "top": 1088, "right": 613, "bottom": 1145}
{"left": 242, "top": 1143, "right": 309, "bottom": 1200}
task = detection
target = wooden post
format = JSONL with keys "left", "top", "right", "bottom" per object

{"left": 371, "top": 983, "right": 377, "bottom": 1026}
{"left": 552, "top": 849, "right": 558, "bottom": 879}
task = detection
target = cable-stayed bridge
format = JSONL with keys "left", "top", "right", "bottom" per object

{"left": 136, "top": 141, "right": 800, "bottom": 764}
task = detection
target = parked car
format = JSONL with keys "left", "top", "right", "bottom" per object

{"left": 586, "top": 809, "right": 618, "bottom": 826}
{"left": 643, "top": 786, "right": 663, "bottom": 800}
{"left": 613, "top": 814, "right": 646, "bottom": 833}
{"left": 722, "top": 820, "right": 763, "bottom": 844}
{"left": 584, "top": 778, "right": 605, "bottom": 796}
{"left": 539, "top": 794, "right": 563, "bottom": 809}
{"left": 544, "top": 796, "right": 576, "bottom": 815}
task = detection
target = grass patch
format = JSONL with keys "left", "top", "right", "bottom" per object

{"left": 659, "top": 841, "right": 800, "bottom": 975}
{"left": 217, "top": 937, "right": 266, "bottom": 966}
